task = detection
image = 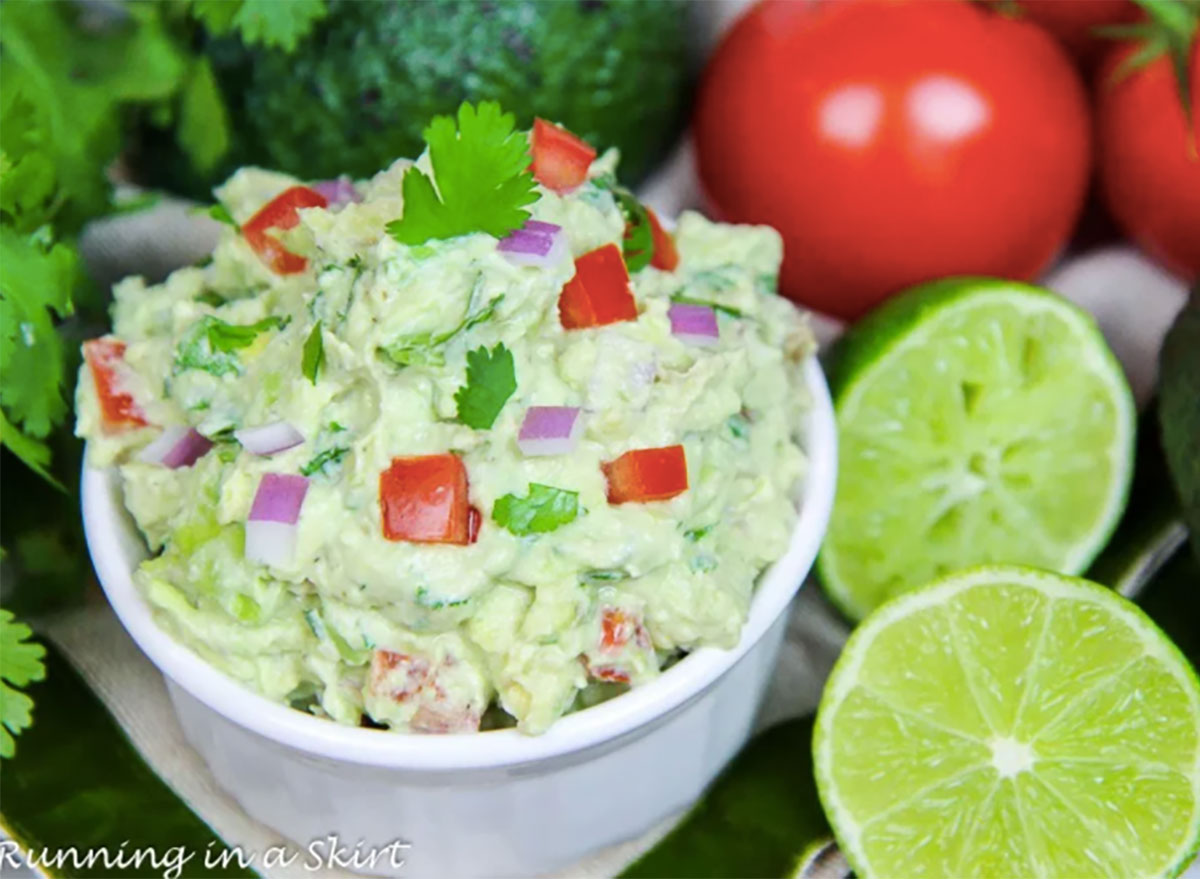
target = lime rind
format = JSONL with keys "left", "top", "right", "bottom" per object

{"left": 813, "top": 565, "right": 1200, "bottom": 879}
{"left": 818, "top": 279, "right": 1136, "bottom": 622}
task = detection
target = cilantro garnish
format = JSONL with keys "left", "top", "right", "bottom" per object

{"left": 302, "top": 320, "right": 324, "bottom": 384}
{"left": 387, "top": 102, "right": 538, "bottom": 245}
{"left": 0, "top": 609, "right": 47, "bottom": 758}
{"left": 190, "top": 0, "right": 327, "bottom": 52}
{"left": 382, "top": 294, "right": 504, "bottom": 368}
{"left": 493, "top": 484, "right": 580, "bottom": 536}
{"left": 300, "top": 446, "right": 348, "bottom": 477}
{"left": 0, "top": 227, "right": 79, "bottom": 481}
{"left": 454, "top": 343, "right": 516, "bottom": 430}
{"left": 174, "top": 315, "right": 287, "bottom": 377}
{"left": 615, "top": 189, "right": 653, "bottom": 273}
{"left": 684, "top": 525, "right": 713, "bottom": 542}
{"left": 580, "top": 569, "right": 630, "bottom": 584}
{"left": 670, "top": 293, "right": 743, "bottom": 319}
{"left": 206, "top": 203, "right": 238, "bottom": 228}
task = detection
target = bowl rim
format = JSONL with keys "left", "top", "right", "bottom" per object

{"left": 82, "top": 355, "right": 837, "bottom": 771}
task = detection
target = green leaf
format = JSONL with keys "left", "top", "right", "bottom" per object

{"left": 382, "top": 294, "right": 503, "bottom": 367}
{"left": 387, "top": 102, "right": 538, "bottom": 245}
{"left": 0, "top": 1, "right": 189, "bottom": 231}
{"left": 0, "top": 609, "right": 46, "bottom": 758}
{"left": 300, "top": 446, "right": 348, "bottom": 478}
{"left": 670, "top": 293, "right": 743, "bottom": 318}
{"left": 302, "top": 320, "right": 324, "bottom": 384}
{"left": 206, "top": 202, "right": 237, "bottom": 227}
{"left": 176, "top": 57, "right": 230, "bottom": 174}
{"left": 493, "top": 483, "right": 580, "bottom": 535}
{"left": 616, "top": 189, "right": 653, "bottom": 273}
{"left": 174, "top": 315, "right": 287, "bottom": 377}
{"left": 454, "top": 343, "right": 516, "bottom": 430}
{"left": 0, "top": 226, "right": 80, "bottom": 441}
{"left": 229, "top": 0, "right": 327, "bottom": 51}
{"left": 0, "top": 410, "right": 59, "bottom": 487}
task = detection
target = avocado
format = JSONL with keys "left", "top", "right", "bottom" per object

{"left": 136, "top": 0, "right": 691, "bottom": 198}
{"left": 1159, "top": 289, "right": 1200, "bottom": 563}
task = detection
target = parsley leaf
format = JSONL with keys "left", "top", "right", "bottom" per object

{"left": 0, "top": 609, "right": 47, "bottom": 758}
{"left": 387, "top": 102, "right": 537, "bottom": 245}
{"left": 616, "top": 189, "right": 653, "bottom": 273}
{"left": 174, "top": 315, "right": 287, "bottom": 377}
{"left": 302, "top": 321, "right": 324, "bottom": 384}
{"left": 382, "top": 294, "right": 503, "bottom": 368}
{"left": 455, "top": 343, "right": 516, "bottom": 430}
{"left": 191, "top": 0, "right": 327, "bottom": 52}
{"left": 493, "top": 484, "right": 580, "bottom": 536}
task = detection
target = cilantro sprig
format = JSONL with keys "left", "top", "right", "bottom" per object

{"left": 174, "top": 315, "right": 287, "bottom": 377}
{"left": 455, "top": 343, "right": 517, "bottom": 430}
{"left": 493, "top": 484, "right": 581, "bottom": 536}
{"left": 302, "top": 321, "right": 324, "bottom": 384}
{"left": 616, "top": 189, "right": 654, "bottom": 273}
{"left": 0, "top": 609, "right": 47, "bottom": 758}
{"left": 387, "top": 102, "right": 538, "bottom": 245}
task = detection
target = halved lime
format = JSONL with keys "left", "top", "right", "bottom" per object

{"left": 818, "top": 278, "right": 1136, "bottom": 621}
{"left": 814, "top": 566, "right": 1200, "bottom": 879}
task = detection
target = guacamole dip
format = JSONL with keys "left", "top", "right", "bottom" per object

{"left": 77, "top": 107, "right": 815, "bottom": 734}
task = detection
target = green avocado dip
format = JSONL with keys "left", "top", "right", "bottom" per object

{"left": 76, "top": 104, "right": 816, "bottom": 735}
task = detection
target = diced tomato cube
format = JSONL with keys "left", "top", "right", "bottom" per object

{"left": 602, "top": 445, "right": 689, "bottom": 504}
{"left": 647, "top": 208, "right": 679, "bottom": 271}
{"left": 241, "top": 186, "right": 328, "bottom": 275}
{"left": 82, "top": 338, "right": 147, "bottom": 431}
{"left": 558, "top": 244, "right": 638, "bottom": 329}
{"left": 531, "top": 118, "right": 597, "bottom": 193}
{"left": 379, "top": 454, "right": 471, "bottom": 544}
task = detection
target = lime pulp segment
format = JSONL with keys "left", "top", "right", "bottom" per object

{"left": 814, "top": 566, "right": 1200, "bottom": 879}
{"left": 819, "top": 281, "right": 1136, "bottom": 621}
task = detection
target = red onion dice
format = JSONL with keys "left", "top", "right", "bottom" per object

{"left": 497, "top": 220, "right": 566, "bottom": 268}
{"left": 246, "top": 473, "right": 310, "bottom": 566}
{"left": 137, "top": 426, "right": 212, "bottom": 469}
{"left": 517, "top": 406, "right": 582, "bottom": 456}
{"left": 668, "top": 303, "right": 720, "bottom": 346}
{"left": 311, "top": 177, "right": 361, "bottom": 208}
{"left": 234, "top": 422, "right": 304, "bottom": 456}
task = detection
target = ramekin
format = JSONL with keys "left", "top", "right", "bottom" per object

{"left": 82, "top": 355, "right": 837, "bottom": 878}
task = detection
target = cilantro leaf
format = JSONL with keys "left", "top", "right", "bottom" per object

{"left": 387, "top": 102, "right": 537, "bottom": 245}
{"left": 454, "top": 343, "right": 516, "bottom": 430}
{"left": 493, "top": 484, "right": 580, "bottom": 536}
{"left": 302, "top": 320, "right": 324, "bottom": 384}
{"left": 0, "top": 609, "right": 47, "bottom": 758}
{"left": 206, "top": 203, "right": 238, "bottom": 227}
{"left": 382, "top": 294, "right": 504, "bottom": 368}
{"left": 616, "top": 189, "right": 653, "bottom": 273}
{"left": 0, "top": 227, "right": 80, "bottom": 444}
{"left": 174, "top": 315, "right": 287, "bottom": 377}
{"left": 670, "top": 293, "right": 744, "bottom": 319}
{"left": 176, "top": 57, "right": 231, "bottom": 174}
{"left": 192, "top": 0, "right": 327, "bottom": 52}
{"left": 300, "top": 446, "right": 348, "bottom": 478}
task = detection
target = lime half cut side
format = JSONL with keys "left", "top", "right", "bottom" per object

{"left": 818, "top": 279, "right": 1136, "bottom": 621}
{"left": 814, "top": 566, "right": 1200, "bottom": 879}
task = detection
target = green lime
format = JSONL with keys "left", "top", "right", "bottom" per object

{"left": 818, "top": 278, "right": 1136, "bottom": 621}
{"left": 814, "top": 566, "right": 1200, "bottom": 879}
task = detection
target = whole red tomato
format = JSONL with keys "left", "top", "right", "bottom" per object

{"left": 694, "top": 0, "right": 1092, "bottom": 319}
{"left": 1013, "top": 0, "right": 1139, "bottom": 67}
{"left": 1096, "top": 40, "right": 1200, "bottom": 281}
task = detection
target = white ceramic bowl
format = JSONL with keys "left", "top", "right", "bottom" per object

{"left": 82, "top": 355, "right": 837, "bottom": 879}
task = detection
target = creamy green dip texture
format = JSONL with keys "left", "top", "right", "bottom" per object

{"left": 77, "top": 148, "right": 816, "bottom": 735}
